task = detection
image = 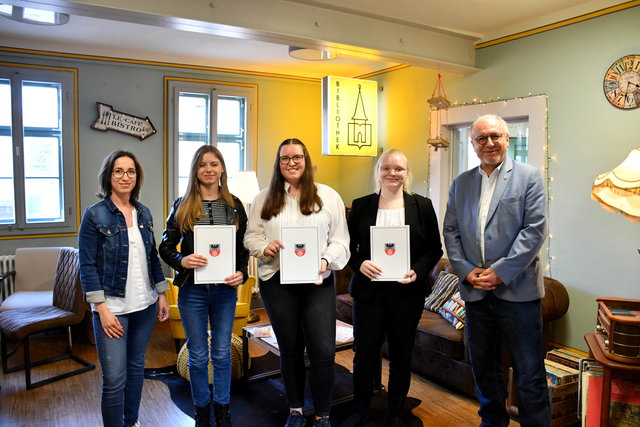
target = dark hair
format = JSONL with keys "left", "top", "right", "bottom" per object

{"left": 260, "top": 138, "right": 322, "bottom": 220}
{"left": 176, "top": 145, "right": 237, "bottom": 231}
{"left": 96, "top": 150, "right": 144, "bottom": 201}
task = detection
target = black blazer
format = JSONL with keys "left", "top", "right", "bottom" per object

{"left": 347, "top": 192, "right": 443, "bottom": 300}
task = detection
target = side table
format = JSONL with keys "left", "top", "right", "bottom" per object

{"left": 584, "top": 332, "right": 640, "bottom": 427}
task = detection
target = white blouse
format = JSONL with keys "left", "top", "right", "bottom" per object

{"left": 244, "top": 183, "right": 350, "bottom": 281}
{"left": 93, "top": 209, "right": 157, "bottom": 315}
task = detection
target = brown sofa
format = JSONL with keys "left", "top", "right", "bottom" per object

{"left": 334, "top": 258, "right": 570, "bottom": 397}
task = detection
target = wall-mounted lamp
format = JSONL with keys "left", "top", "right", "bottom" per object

{"left": 0, "top": 4, "right": 69, "bottom": 25}
{"left": 592, "top": 148, "right": 640, "bottom": 223}
{"left": 288, "top": 46, "right": 339, "bottom": 61}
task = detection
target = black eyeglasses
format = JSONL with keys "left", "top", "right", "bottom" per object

{"left": 473, "top": 133, "right": 504, "bottom": 145}
{"left": 279, "top": 155, "right": 304, "bottom": 165}
{"left": 112, "top": 169, "right": 137, "bottom": 179}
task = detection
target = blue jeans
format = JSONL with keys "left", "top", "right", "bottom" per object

{"left": 93, "top": 302, "right": 157, "bottom": 427}
{"left": 260, "top": 273, "right": 336, "bottom": 417}
{"left": 466, "top": 292, "right": 550, "bottom": 427}
{"left": 178, "top": 284, "right": 237, "bottom": 407}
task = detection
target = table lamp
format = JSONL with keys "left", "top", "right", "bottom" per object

{"left": 592, "top": 148, "right": 640, "bottom": 224}
{"left": 230, "top": 170, "right": 262, "bottom": 322}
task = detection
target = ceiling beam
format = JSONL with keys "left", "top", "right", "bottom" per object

{"left": 6, "top": 0, "right": 480, "bottom": 73}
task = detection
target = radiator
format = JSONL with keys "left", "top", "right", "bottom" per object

{"left": 0, "top": 254, "right": 16, "bottom": 301}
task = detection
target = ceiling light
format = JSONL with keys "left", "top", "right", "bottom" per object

{"left": 0, "top": 4, "right": 69, "bottom": 25}
{"left": 288, "top": 46, "right": 339, "bottom": 61}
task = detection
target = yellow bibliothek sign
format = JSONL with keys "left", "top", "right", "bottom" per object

{"left": 322, "top": 76, "right": 377, "bottom": 156}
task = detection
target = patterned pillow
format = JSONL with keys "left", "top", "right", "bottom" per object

{"left": 424, "top": 271, "right": 459, "bottom": 312}
{"left": 439, "top": 291, "right": 466, "bottom": 330}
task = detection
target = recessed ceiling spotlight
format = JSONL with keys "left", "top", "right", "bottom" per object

{"left": 0, "top": 4, "right": 69, "bottom": 25}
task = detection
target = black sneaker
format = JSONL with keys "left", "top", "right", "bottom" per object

{"left": 313, "top": 415, "right": 331, "bottom": 426}
{"left": 284, "top": 410, "right": 306, "bottom": 427}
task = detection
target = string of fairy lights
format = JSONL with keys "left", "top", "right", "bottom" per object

{"left": 428, "top": 93, "right": 556, "bottom": 276}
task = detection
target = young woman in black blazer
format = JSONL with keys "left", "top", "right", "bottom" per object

{"left": 344, "top": 149, "right": 443, "bottom": 427}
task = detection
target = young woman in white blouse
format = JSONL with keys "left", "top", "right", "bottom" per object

{"left": 244, "top": 138, "right": 350, "bottom": 427}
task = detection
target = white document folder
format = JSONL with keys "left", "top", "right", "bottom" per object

{"left": 370, "top": 225, "right": 410, "bottom": 281}
{"left": 279, "top": 226, "right": 321, "bottom": 284}
{"left": 193, "top": 225, "right": 236, "bottom": 284}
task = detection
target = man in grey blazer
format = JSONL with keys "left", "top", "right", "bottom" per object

{"left": 443, "top": 114, "right": 550, "bottom": 427}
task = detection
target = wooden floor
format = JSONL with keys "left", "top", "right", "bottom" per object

{"left": 0, "top": 310, "right": 508, "bottom": 427}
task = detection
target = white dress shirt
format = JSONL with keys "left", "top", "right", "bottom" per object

{"left": 478, "top": 163, "right": 504, "bottom": 263}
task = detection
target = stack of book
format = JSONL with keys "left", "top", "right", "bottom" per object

{"left": 508, "top": 348, "right": 584, "bottom": 426}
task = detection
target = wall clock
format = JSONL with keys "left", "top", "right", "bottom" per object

{"left": 603, "top": 54, "right": 640, "bottom": 110}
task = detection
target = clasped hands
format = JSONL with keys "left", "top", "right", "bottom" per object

{"left": 359, "top": 260, "right": 416, "bottom": 283}
{"left": 180, "top": 254, "right": 244, "bottom": 287}
{"left": 263, "top": 239, "right": 328, "bottom": 285}
{"left": 466, "top": 267, "right": 503, "bottom": 291}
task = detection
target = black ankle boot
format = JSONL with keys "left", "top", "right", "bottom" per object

{"left": 195, "top": 404, "right": 211, "bottom": 427}
{"left": 214, "top": 403, "right": 232, "bottom": 427}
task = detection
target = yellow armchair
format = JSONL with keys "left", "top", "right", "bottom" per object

{"left": 165, "top": 275, "right": 256, "bottom": 353}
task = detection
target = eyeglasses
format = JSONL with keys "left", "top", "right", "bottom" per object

{"left": 112, "top": 169, "right": 137, "bottom": 179}
{"left": 279, "top": 155, "right": 304, "bottom": 165}
{"left": 473, "top": 133, "right": 504, "bottom": 145}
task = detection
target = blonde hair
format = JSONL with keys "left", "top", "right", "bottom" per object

{"left": 176, "top": 145, "right": 237, "bottom": 231}
{"left": 374, "top": 148, "right": 412, "bottom": 193}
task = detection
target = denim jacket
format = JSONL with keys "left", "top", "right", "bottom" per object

{"left": 78, "top": 197, "right": 169, "bottom": 303}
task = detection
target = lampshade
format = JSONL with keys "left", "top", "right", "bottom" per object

{"left": 591, "top": 148, "right": 640, "bottom": 223}
{"left": 230, "top": 170, "right": 260, "bottom": 204}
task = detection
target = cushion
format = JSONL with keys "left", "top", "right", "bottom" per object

{"left": 439, "top": 291, "right": 466, "bottom": 330}
{"left": 424, "top": 271, "right": 459, "bottom": 312}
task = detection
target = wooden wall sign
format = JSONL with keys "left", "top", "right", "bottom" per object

{"left": 91, "top": 102, "right": 156, "bottom": 140}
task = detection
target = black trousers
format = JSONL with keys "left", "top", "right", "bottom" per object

{"left": 351, "top": 285, "right": 424, "bottom": 417}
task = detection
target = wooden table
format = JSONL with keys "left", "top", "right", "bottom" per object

{"left": 584, "top": 332, "right": 640, "bottom": 427}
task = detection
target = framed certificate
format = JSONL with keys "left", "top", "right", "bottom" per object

{"left": 279, "top": 226, "right": 321, "bottom": 284}
{"left": 193, "top": 225, "right": 236, "bottom": 284}
{"left": 370, "top": 225, "right": 410, "bottom": 281}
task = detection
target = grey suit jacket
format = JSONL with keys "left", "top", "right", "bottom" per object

{"left": 443, "top": 157, "right": 547, "bottom": 302}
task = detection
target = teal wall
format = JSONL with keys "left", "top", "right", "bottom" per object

{"left": 448, "top": 7, "right": 640, "bottom": 351}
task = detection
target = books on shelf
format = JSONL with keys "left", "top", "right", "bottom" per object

{"left": 545, "top": 359, "right": 580, "bottom": 386}
{"left": 547, "top": 348, "right": 585, "bottom": 371}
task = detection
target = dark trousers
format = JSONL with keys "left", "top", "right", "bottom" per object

{"left": 351, "top": 285, "right": 424, "bottom": 417}
{"left": 260, "top": 272, "right": 336, "bottom": 416}
{"left": 466, "top": 292, "right": 551, "bottom": 427}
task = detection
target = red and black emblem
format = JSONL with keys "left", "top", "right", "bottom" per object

{"left": 384, "top": 243, "right": 395, "bottom": 256}
{"left": 294, "top": 243, "right": 306, "bottom": 257}
{"left": 209, "top": 243, "right": 221, "bottom": 257}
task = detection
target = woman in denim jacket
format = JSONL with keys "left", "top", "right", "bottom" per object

{"left": 159, "top": 145, "right": 248, "bottom": 427}
{"left": 79, "top": 150, "right": 169, "bottom": 427}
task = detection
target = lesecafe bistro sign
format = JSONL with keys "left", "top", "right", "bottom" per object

{"left": 322, "top": 76, "right": 377, "bottom": 156}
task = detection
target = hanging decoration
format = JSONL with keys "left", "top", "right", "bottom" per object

{"left": 427, "top": 74, "right": 450, "bottom": 151}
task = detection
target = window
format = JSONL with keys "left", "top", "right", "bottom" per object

{"left": 167, "top": 79, "right": 256, "bottom": 201}
{"left": 428, "top": 95, "right": 547, "bottom": 220}
{"left": 0, "top": 64, "right": 77, "bottom": 237}
{"left": 450, "top": 119, "right": 529, "bottom": 177}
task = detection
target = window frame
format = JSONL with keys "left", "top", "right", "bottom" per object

{"left": 0, "top": 63, "right": 78, "bottom": 239}
{"left": 165, "top": 78, "right": 257, "bottom": 212}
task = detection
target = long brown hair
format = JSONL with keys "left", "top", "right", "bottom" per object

{"left": 176, "top": 145, "right": 237, "bottom": 231}
{"left": 260, "top": 138, "right": 322, "bottom": 220}
{"left": 97, "top": 150, "right": 144, "bottom": 201}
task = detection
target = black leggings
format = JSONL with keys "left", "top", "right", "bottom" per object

{"left": 260, "top": 272, "right": 336, "bottom": 416}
